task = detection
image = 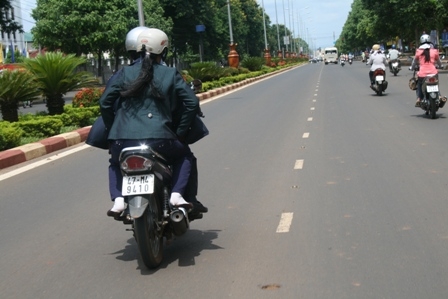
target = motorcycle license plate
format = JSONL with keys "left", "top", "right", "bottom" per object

{"left": 392, "top": 62, "right": 398, "bottom": 67}
{"left": 376, "top": 75, "right": 384, "bottom": 81}
{"left": 122, "top": 174, "right": 154, "bottom": 196}
{"left": 427, "top": 85, "right": 439, "bottom": 92}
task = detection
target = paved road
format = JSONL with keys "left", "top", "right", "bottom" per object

{"left": 1, "top": 61, "right": 448, "bottom": 299}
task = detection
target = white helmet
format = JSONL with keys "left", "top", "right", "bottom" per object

{"left": 125, "top": 26, "right": 150, "bottom": 52}
{"left": 420, "top": 34, "right": 431, "bottom": 45}
{"left": 125, "top": 27, "right": 169, "bottom": 55}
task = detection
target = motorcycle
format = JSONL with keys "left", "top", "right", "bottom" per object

{"left": 340, "top": 59, "right": 345, "bottom": 67}
{"left": 348, "top": 58, "right": 353, "bottom": 65}
{"left": 415, "top": 71, "right": 446, "bottom": 119}
{"left": 371, "top": 68, "right": 388, "bottom": 96}
{"left": 116, "top": 144, "right": 204, "bottom": 269}
{"left": 390, "top": 59, "right": 401, "bottom": 76}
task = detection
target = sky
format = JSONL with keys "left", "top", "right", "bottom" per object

{"left": 18, "top": 0, "right": 37, "bottom": 32}
{"left": 260, "top": 0, "right": 354, "bottom": 49}
{"left": 18, "top": 0, "right": 354, "bottom": 50}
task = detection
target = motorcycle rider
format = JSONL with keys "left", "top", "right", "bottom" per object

{"left": 367, "top": 44, "right": 388, "bottom": 90}
{"left": 410, "top": 34, "right": 443, "bottom": 107}
{"left": 388, "top": 44, "right": 401, "bottom": 72}
{"left": 100, "top": 27, "right": 207, "bottom": 219}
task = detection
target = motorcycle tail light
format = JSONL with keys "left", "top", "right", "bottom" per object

{"left": 428, "top": 77, "right": 438, "bottom": 84}
{"left": 121, "top": 155, "right": 153, "bottom": 172}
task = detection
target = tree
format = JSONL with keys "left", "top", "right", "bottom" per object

{"left": 338, "top": 0, "right": 375, "bottom": 52}
{"left": 240, "top": 0, "right": 266, "bottom": 57}
{"left": 0, "top": 0, "right": 23, "bottom": 34}
{"left": 159, "top": 0, "right": 229, "bottom": 61}
{"left": 22, "top": 52, "right": 98, "bottom": 115}
{"left": 31, "top": 0, "right": 167, "bottom": 77}
{"left": 0, "top": 70, "right": 41, "bottom": 122}
{"left": 358, "top": 0, "right": 448, "bottom": 47}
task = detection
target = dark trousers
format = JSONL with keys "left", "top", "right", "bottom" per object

{"left": 108, "top": 139, "right": 193, "bottom": 200}
{"left": 416, "top": 77, "right": 425, "bottom": 100}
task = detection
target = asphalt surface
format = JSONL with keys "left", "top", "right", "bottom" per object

{"left": 1, "top": 61, "right": 448, "bottom": 298}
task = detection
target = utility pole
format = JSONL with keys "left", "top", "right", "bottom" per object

{"left": 137, "top": 0, "right": 145, "bottom": 26}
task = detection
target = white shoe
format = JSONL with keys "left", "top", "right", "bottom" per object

{"left": 170, "top": 192, "right": 193, "bottom": 209}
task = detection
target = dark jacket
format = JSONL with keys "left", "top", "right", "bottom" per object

{"left": 100, "top": 61, "right": 199, "bottom": 140}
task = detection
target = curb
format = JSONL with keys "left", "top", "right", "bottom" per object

{"left": 0, "top": 127, "right": 91, "bottom": 169}
{"left": 0, "top": 65, "right": 297, "bottom": 170}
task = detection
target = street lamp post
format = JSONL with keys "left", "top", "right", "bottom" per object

{"left": 137, "top": 0, "right": 145, "bottom": 26}
{"left": 288, "top": 0, "right": 292, "bottom": 56}
{"left": 261, "top": 0, "right": 271, "bottom": 65}
{"left": 282, "top": 0, "right": 288, "bottom": 56}
{"left": 274, "top": 0, "right": 282, "bottom": 58}
{"left": 227, "top": 1, "right": 239, "bottom": 68}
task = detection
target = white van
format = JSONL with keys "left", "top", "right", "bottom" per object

{"left": 324, "top": 47, "right": 338, "bottom": 64}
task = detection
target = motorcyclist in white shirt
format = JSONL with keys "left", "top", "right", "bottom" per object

{"left": 367, "top": 44, "right": 388, "bottom": 89}
{"left": 388, "top": 44, "right": 401, "bottom": 72}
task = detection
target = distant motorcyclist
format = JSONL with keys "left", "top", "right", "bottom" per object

{"left": 410, "top": 34, "right": 443, "bottom": 107}
{"left": 388, "top": 44, "right": 401, "bottom": 72}
{"left": 367, "top": 44, "right": 388, "bottom": 90}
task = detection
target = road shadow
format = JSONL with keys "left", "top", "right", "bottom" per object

{"left": 411, "top": 112, "right": 446, "bottom": 119}
{"left": 112, "top": 229, "right": 222, "bottom": 274}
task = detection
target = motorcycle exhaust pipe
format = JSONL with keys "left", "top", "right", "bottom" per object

{"left": 170, "top": 207, "right": 189, "bottom": 236}
{"left": 439, "top": 96, "right": 447, "bottom": 108}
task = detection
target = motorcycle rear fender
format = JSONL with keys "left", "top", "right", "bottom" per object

{"left": 373, "top": 68, "right": 385, "bottom": 77}
{"left": 127, "top": 195, "right": 150, "bottom": 218}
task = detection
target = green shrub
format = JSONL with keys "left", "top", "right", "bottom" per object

{"left": 72, "top": 87, "right": 105, "bottom": 108}
{"left": 240, "top": 57, "right": 265, "bottom": 72}
{"left": 187, "top": 61, "right": 223, "bottom": 82}
{"left": 13, "top": 118, "right": 63, "bottom": 138}
{"left": 237, "top": 67, "right": 250, "bottom": 74}
{"left": 221, "top": 67, "right": 239, "bottom": 77}
{"left": 57, "top": 106, "right": 97, "bottom": 127}
{"left": 0, "top": 122, "right": 23, "bottom": 150}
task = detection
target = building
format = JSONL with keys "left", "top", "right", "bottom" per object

{"left": 1, "top": 0, "right": 32, "bottom": 61}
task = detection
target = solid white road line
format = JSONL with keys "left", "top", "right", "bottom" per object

{"left": 0, "top": 144, "right": 91, "bottom": 182}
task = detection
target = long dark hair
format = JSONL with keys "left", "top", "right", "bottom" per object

{"left": 120, "top": 45, "right": 162, "bottom": 99}
{"left": 420, "top": 48, "right": 431, "bottom": 63}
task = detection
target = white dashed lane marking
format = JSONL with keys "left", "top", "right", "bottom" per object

{"left": 276, "top": 212, "right": 294, "bottom": 233}
{"left": 294, "top": 159, "right": 304, "bottom": 169}
{"left": 302, "top": 132, "right": 310, "bottom": 138}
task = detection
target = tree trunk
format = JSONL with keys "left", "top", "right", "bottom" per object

{"left": 0, "top": 102, "right": 19, "bottom": 122}
{"left": 46, "top": 95, "right": 65, "bottom": 115}
{"left": 97, "top": 50, "right": 103, "bottom": 78}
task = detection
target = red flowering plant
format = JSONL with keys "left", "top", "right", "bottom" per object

{"left": 72, "top": 87, "right": 105, "bottom": 108}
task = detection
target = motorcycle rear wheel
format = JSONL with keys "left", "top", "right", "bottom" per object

{"left": 134, "top": 196, "right": 163, "bottom": 269}
{"left": 430, "top": 98, "right": 437, "bottom": 119}
{"left": 376, "top": 85, "right": 383, "bottom": 96}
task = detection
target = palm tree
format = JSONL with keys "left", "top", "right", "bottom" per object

{"left": 21, "top": 52, "right": 98, "bottom": 115}
{"left": 0, "top": 70, "right": 42, "bottom": 122}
